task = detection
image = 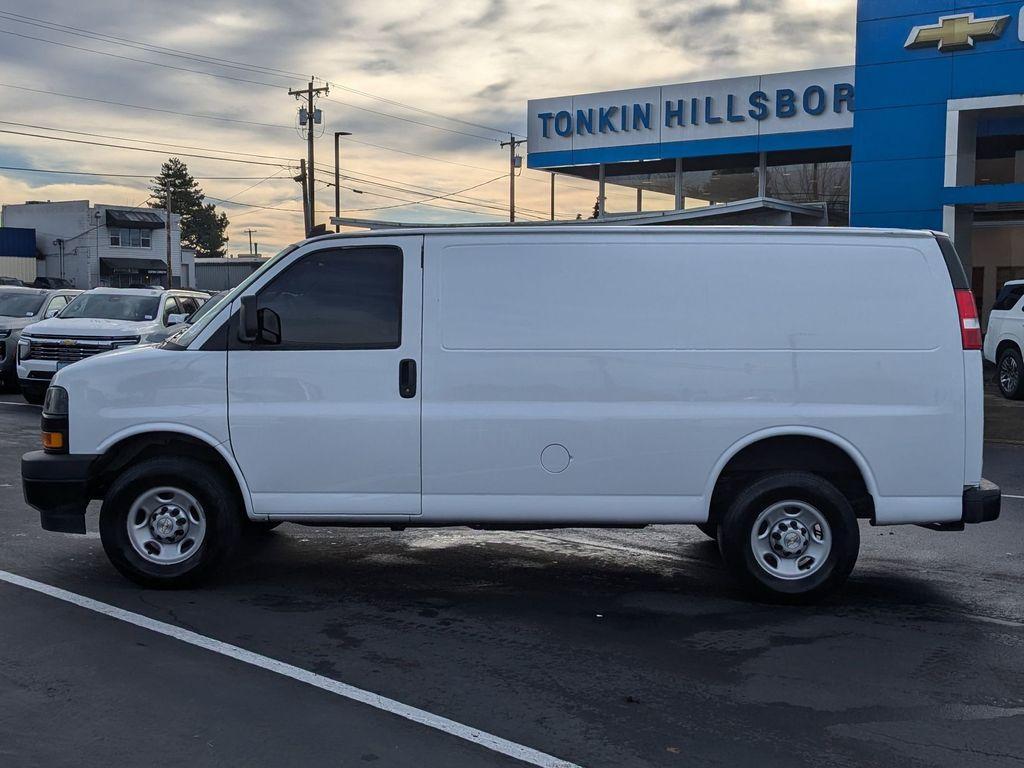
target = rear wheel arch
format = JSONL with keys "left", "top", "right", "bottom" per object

{"left": 91, "top": 429, "right": 254, "bottom": 520}
{"left": 705, "top": 430, "right": 877, "bottom": 528}
{"left": 996, "top": 339, "right": 1021, "bottom": 362}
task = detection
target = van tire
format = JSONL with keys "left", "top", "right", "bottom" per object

{"left": 696, "top": 523, "right": 718, "bottom": 540}
{"left": 997, "top": 346, "right": 1024, "bottom": 400}
{"left": 718, "top": 471, "right": 859, "bottom": 603}
{"left": 100, "top": 457, "right": 242, "bottom": 588}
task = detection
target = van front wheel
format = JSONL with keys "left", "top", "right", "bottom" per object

{"left": 718, "top": 472, "right": 859, "bottom": 603}
{"left": 100, "top": 457, "right": 242, "bottom": 588}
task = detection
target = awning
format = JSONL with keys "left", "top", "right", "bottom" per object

{"left": 100, "top": 257, "right": 167, "bottom": 272}
{"left": 105, "top": 209, "right": 165, "bottom": 230}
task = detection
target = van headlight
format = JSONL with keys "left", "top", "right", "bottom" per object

{"left": 43, "top": 385, "right": 69, "bottom": 416}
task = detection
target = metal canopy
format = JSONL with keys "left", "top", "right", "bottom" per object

{"left": 105, "top": 210, "right": 165, "bottom": 230}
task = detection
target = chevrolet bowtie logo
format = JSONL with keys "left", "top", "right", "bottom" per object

{"left": 905, "top": 13, "right": 1011, "bottom": 52}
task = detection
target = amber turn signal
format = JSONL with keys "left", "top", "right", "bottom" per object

{"left": 42, "top": 431, "right": 65, "bottom": 450}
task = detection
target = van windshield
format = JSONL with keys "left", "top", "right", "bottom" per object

{"left": 172, "top": 244, "right": 299, "bottom": 348}
{"left": 61, "top": 293, "right": 161, "bottom": 322}
{"left": 0, "top": 290, "right": 45, "bottom": 318}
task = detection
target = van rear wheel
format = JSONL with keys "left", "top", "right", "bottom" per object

{"left": 997, "top": 347, "right": 1024, "bottom": 400}
{"left": 718, "top": 472, "right": 859, "bottom": 603}
{"left": 100, "top": 457, "right": 242, "bottom": 588}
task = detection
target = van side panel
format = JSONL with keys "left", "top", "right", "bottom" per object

{"left": 420, "top": 232, "right": 966, "bottom": 525}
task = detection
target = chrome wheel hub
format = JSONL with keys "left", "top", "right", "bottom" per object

{"left": 126, "top": 487, "right": 206, "bottom": 565}
{"left": 1000, "top": 355, "right": 1019, "bottom": 394}
{"left": 751, "top": 500, "right": 831, "bottom": 581}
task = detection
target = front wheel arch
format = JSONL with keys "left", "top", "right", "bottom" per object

{"left": 91, "top": 430, "right": 254, "bottom": 520}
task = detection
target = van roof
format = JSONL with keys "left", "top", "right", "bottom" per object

{"left": 305, "top": 225, "right": 942, "bottom": 244}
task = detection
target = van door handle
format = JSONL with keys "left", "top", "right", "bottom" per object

{"left": 399, "top": 359, "right": 417, "bottom": 398}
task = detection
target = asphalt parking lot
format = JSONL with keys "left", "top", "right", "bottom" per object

{"left": 1, "top": 394, "right": 1023, "bottom": 768}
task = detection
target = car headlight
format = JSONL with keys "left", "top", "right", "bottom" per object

{"left": 111, "top": 336, "right": 141, "bottom": 349}
{"left": 17, "top": 337, "right": 31, "bottom": 360}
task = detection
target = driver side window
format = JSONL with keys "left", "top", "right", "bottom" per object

{"left": 250, "top": 246, "right": 403, "bottom": 350}
{"left": 162, "top": 296, "right": 182, "bottom": 325}
{"left": 46, "top": 295, "right": 68, "bottom": 317}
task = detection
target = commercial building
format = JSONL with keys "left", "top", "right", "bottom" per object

{"left": 527, "top": 0, "right": 1024, "bottom": 320}
{"left": 0, "top": 200, "right": 195, "bottom": 289}
{"left": 0, "top": 226, "right": 36, "bottom": 283}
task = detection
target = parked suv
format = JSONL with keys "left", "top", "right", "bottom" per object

{"left": 16, "top": 287, "right": 207, "bottom": 404}
{"left": 0, "top": 287, "right": 81, "bottom": 392}
{"left": 984, "top": 280, "right": 1024, "bottom": 399}
{"left": 20, "top": 228, "right": 999, "bottom": 601}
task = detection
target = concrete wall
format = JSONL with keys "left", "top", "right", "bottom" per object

{"left": 1, "top": 200, "right": 183, "bottom": 288}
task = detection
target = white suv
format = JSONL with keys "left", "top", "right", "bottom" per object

{"left": 17, "top": 287, "right": 207, "bottom": 404}
{"left": 983, "top": 280, "right": 1024, "bottom": 399}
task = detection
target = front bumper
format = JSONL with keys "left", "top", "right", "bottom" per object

{"left": 21, "top": 450, "right": 97, "bottom": 534}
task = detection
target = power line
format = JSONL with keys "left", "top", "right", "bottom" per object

{"left": 0, "top": 126, "right": 291, "bottom": 168}
{"left": 0, "top": 79, "right": 589, "bottom": 196}
{"left": 0, "top": 28, "right": 283, "bottom": 88}
{"left": 322, "top": 96, "right": 500, "bottom": 143}
{"left": 0, "top": 165, "right": 290, "bottom": 180}
{"left": 0, "top": 10, "right": 307, "bottom": 82}
{"left": 0, "top": 25, "right": 503, "bottom": 144}
{"left": 0, "top": 81, "right": 294, "bottom": 131}
{"left": 0, "top": 10, "right": 515, "bottom": 137}
{"left": 0, "top": 122, "right": 522, "bottom": 217}
{"left": 0, "top": 120, "right": 298, "bottom": 164}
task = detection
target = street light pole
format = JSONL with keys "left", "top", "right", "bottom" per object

{"left": 334, "top": 131, "right": 352, "bottom": 232}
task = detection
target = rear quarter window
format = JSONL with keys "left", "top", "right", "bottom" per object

{"left": 992, "top": 284, "right": 1024, "bottom": 311}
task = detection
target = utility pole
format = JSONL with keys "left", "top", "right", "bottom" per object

{"left": 295, "top": 159, "right": 311, "bottom": 237}
{"left": 550, "top": 174, "right": 555, "bottom": 221}
{"left": 334, "top": 131, "right": 352, "bottom": 232}
{"left": 164, "top": 181, "right": 173, "bottom": 289}
{"left": 500, "top": 134, "right": 526, "bottom": 223}
{"left": 244, "top": 228, "right": 257, "bottom": 255}
{"left": 289, "top": 80, "right": 329, "bottom": 231}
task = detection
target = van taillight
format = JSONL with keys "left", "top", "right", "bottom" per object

{"left": 955, "top": 289, "right": 982, "bottom": 350}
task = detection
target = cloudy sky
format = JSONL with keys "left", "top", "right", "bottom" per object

{"left": 0, "top": 0, "right": 855, "bottom": 254}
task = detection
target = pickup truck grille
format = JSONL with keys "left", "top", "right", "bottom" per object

{"left": 21, "top": 337, "right": 136, "bottom": 363}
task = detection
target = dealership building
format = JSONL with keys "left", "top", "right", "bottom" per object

{"left": 527, "top": 0, "right": 1024, "bottom": 320}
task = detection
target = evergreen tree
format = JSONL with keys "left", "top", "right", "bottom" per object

{"left": 591, "top": 197, "right": 601, "bottom": 219}
{"left": 150, "top": 158, "right": 229, "bottom": 257}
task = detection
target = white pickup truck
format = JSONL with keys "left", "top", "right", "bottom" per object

{"left": 20, "top": 227, "right": 1000, "bottom": 602}
{"left": 16, "top": 287, "right": 207, "bottom": 404}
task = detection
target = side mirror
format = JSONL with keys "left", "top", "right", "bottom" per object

{"left": 258, "top": 308, "right": 282, "bottom": 346}
{"left": 238, "top": 295, "right": 259, "bottom": 342}
{"left": 167, "top": 313, "right": 188, "bottom": 325}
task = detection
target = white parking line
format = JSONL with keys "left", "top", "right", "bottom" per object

{"left": 0, "top": 570, "right": 582, "bottom": 768}
{"left": 1004, "top": 494, "right": 1024, "bottom": 500}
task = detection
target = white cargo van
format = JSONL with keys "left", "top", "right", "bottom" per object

{"left": 21, "top": 227, "right": 999, "bottom": 601}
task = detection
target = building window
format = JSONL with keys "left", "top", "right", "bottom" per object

{"left": 109, "top": 228, "right": 152, "bottom": 248}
